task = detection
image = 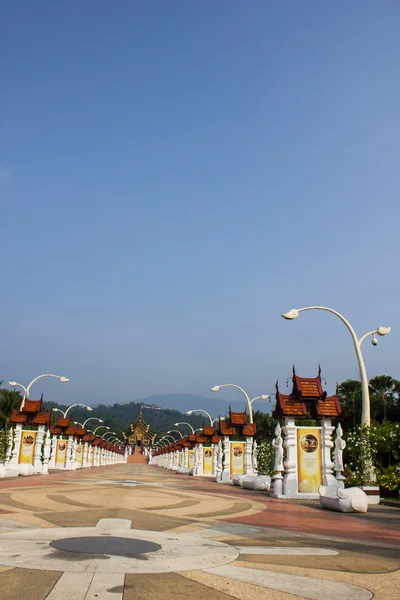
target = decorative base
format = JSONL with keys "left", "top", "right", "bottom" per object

{"left": 357, "top": 486, "right": 380, "bottom": 505}
{"left": 272, "top": 493, "right": 320, "bottom": 500}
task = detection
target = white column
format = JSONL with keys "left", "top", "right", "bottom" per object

{"left": 244, "top": 436, "right": 253, "bottom": 475}
{"left": 196, "top": 443, "right": 204, "bottom": 476}
{"left": 252, "top": 439, "right": 258, "bottom": 476}
{"left": 221, "top": 436, "right": 230, "bottom": 482}
{"left": 33, "top": 425, "right": 45, "bottom": 474}
{"left": 41, "top": 429, "right": 52, "bottom": 474}
{"left": 82, "top": 442, "right": 89, "bottom": 468}
{"left": 8, "top": 424, "right": 22, "bottom": 469}
{"left": 49, "top": 434, "right": 58, "bottom": 469}
{"left": 65, "top": 435, "right": 74, "bottom": 470}
{"left": 282, "top": 417, "right": 297, "bottom": 496}
{"left": 322, "top": 417, "right": 337, "bottom": 492}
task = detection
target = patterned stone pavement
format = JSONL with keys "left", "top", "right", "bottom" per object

{"left": 0, "top": 464, "right": 399, "bottom": 599}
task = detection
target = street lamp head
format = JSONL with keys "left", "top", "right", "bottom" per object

{"left": 371, "top": 335, "right": 378, "bottom": 346}
{"left": 174, "top": 423, "right": 179, "bottom": 426}
{"left": 98, "top": 419, "right": 103, "bottom": 423}
{"left": 210, "top": 386, "right": 219, "bottom": 392}
{"left": 186, "top": 411, "right": 192, "bottom": 415}
{"left": 377, "top": 326, "right": 391, "bottom": 336}
{"left": 60, "top": 377, "right": 69, "bottom": 383}
{"left": 86, "top": 406, "right": 93, "bottom": 411}
{"left": 8, "top": 381, "right": 17, "bottom": 386}
{"left": 260, "top": 394, "right": 269, "bottom": 400}
{"left": 281, "top": 309, "right": 299, "bottom": 320}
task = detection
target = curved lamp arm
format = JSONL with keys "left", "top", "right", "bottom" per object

{"left": 211, "top": 384, "right": 256, "bottom": 423}
{"left": 186, "top": 409, "right": 213, "bottom": 426}
{"left": 167, "top": 429, "right": 183, "bottom": 439}
{"left": 174, "top": 422, "right": 195, "bottom": 433}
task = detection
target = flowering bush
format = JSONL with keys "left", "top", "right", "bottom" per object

{"left": 256, "top": 440, "right": 275, "bottom": 475}
{"left": 343, "top": 421, "right": 400, "bottom": 487}
{"left": 376, "top": 466, "right": 400, "bottom": 493}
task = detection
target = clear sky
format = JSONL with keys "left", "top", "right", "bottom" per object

{"left": 2, "top": 2, "right": 400, "bottom": 407}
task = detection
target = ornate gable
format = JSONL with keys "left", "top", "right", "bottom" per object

{"left": 273, "top": 366, "right": 342, "bottom": 419}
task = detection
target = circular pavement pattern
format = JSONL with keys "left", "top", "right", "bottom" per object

{"left": 0, "top": 526, "right": 239, "bottom": 574}
{"left": 50, "top": 536, "right": 162, "bottom": 556}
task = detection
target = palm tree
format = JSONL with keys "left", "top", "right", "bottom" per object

{"left": 0, "top": 383, "right": 23, "bottom": 429}
{"left": 369, "top": 375, "right": 399, "bottom": 422}
{"left": 337, "top": 380, "right": 362, "bottom": 429}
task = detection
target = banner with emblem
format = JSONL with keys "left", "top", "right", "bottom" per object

{"left": 18, "top": 431, "right": 36, "bottom": 465}
{"left": 55, "top": 439, "right": 67, "bottom": 467}
{"left": 203, "top": 447, "right": 214, "bottom": 475}
{"left": 297, "top": 427, "right": 322, "bottom": 493}
{"left": 230, "top": 441, "right": 245, "bottom": 476}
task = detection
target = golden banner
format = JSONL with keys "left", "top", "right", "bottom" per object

{"left": 230, "top": 442, "right": 245, "bottom": 476}
{"left": 203, "top": 447, "right": 214, "bottom": 475}
{"left": 297, "top": 427, "right": 322, "bottom": 493}
{"left": 188, "top": 449, "right": 195, "bottom": 469}
{"left": 18, "top": 431, "right": 36, "bottom": 465}
{"left": 76, "top": 445, "right": 84, "bottom": 464}
{"left": 55, "top": 439, "right": 67, "bottom": 468}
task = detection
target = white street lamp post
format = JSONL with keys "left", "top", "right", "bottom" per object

{"left": 167, "top": 429, "right": 183, "bottom": 439}
{"left": 74, "top": 418, "right": 103, "bottom": 429}
{"left": 174, "top": 422, "right": 195, "bottom": 433}
{"left": 9, "top": 374, "right": 69, "bottom": 410}
{"left": 53, "top": 404, "right": 93, "bottom": 419}
{"left": 102, "top": 431, "right": 117, "bottom": 440}
{"left": 92, "top": 425, "right": 110, "bottom": 435}
{"left": 186, "top": 409, "right": 213, "bottom": 426}
{"left": 281, "top": 306, "right": 391, "bottom": 427}
{"left": 211, "top": 385, "right": 268, "bottom": 423}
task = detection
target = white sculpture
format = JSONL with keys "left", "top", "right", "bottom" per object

{"left": 215, "top": 439, "right": 223, "bottom": 481}
{"left": 319, "top": 485, "right": 368, "bottom": 513}
{"left": 333, "top": 423, "right": 346, "bottom": 472}
{"left": 272, "top": 423, "right": 284, "bottom": 471}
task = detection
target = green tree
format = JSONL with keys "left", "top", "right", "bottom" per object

{"left": 0, "top": 382, "right": 23, "bottom": 429}
{"left": 369, "top": 375, "right": 400, "bottom": 422}
{"left": 337, "top": 379, "right": 362, "bottom": 429}
{"left": 253, "top": 410, "right": 276, "bottom": 442}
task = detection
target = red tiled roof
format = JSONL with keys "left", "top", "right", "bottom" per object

{"left": 50, "top": 425, "right": 63, "bottom": 435}
{"left": 243, "top": 423, "right": 256, "bottom": 436}
{"left": 202, "top": 425, "right": 214, "bottom": 436}
{"left": 32, "top": 411, "right": 51, "bottom": 425}
{"left": 274, "top": 367, "right": 342, "bottom": 418}
{"left": 229, "top": 410, "right": 247, "bottom": 426}
{"left": 23, "top": 399, "right": 42, "bottom": 413}
{"left": 211, "top": 434, "right": 221, "bottom": 443}
{"left": 10, "top": 409, "right": 27, "bottom": 424}
{"left": 57, "top": 417, "right": 70, "bottom": 428}
{"left": 219, "top": 421, "right": 235, "bottom": 435}
{"left": 64, "top": 425, "right": 78, "bottom": 436}
{"left": 195, "top": 432, "right": 207, "bottom": 443}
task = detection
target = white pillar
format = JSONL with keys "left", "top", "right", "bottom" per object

{"left": 33, "top": 425, "right": 45, "bottom": 473}
{"left": 322, "top": 417, "right": 337, "bottom": 492}
{"left": 244, "top": 436, "right": 253, "bottom": 475}
{"left": 49, "top": 434, "right": 58, "bottom": 469}
{"left": 65, "top": 435, "right": 74, "bottom": 469}
{"left": 221, "top": 436, "right": 230, "bottom": 482}
{"left": 282, "top": 417, "right": 297, "bottom": 496}
{"left": 8, "top": 424, "right": 22, "bottom": 469}
{"left": 41, "top": 429, "right": 52, "bottom": 474}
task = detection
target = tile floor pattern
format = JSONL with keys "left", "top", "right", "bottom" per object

{"left": 0, "top": 464, "right": 398, "bottom": 600}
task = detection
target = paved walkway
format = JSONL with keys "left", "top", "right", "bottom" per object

{"left": 0, "top": 464, "right": 398, "bottom": 600}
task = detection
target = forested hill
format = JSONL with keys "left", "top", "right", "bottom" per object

{"left": 43, "top": 400, "right": 206, "bottom": 440}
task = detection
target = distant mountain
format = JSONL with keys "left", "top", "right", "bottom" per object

{"left": 43, "top": 393, "right": 269, "bottom": 442}
{"left": 127, "top": 393, "right": 269, "bottom": 417}
{"left": 44, "top": 399, "right": 208, "bottom": 441}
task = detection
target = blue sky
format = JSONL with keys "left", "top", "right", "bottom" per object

{"left": 2, "top": 2, "right": 400, "bottom": 408}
